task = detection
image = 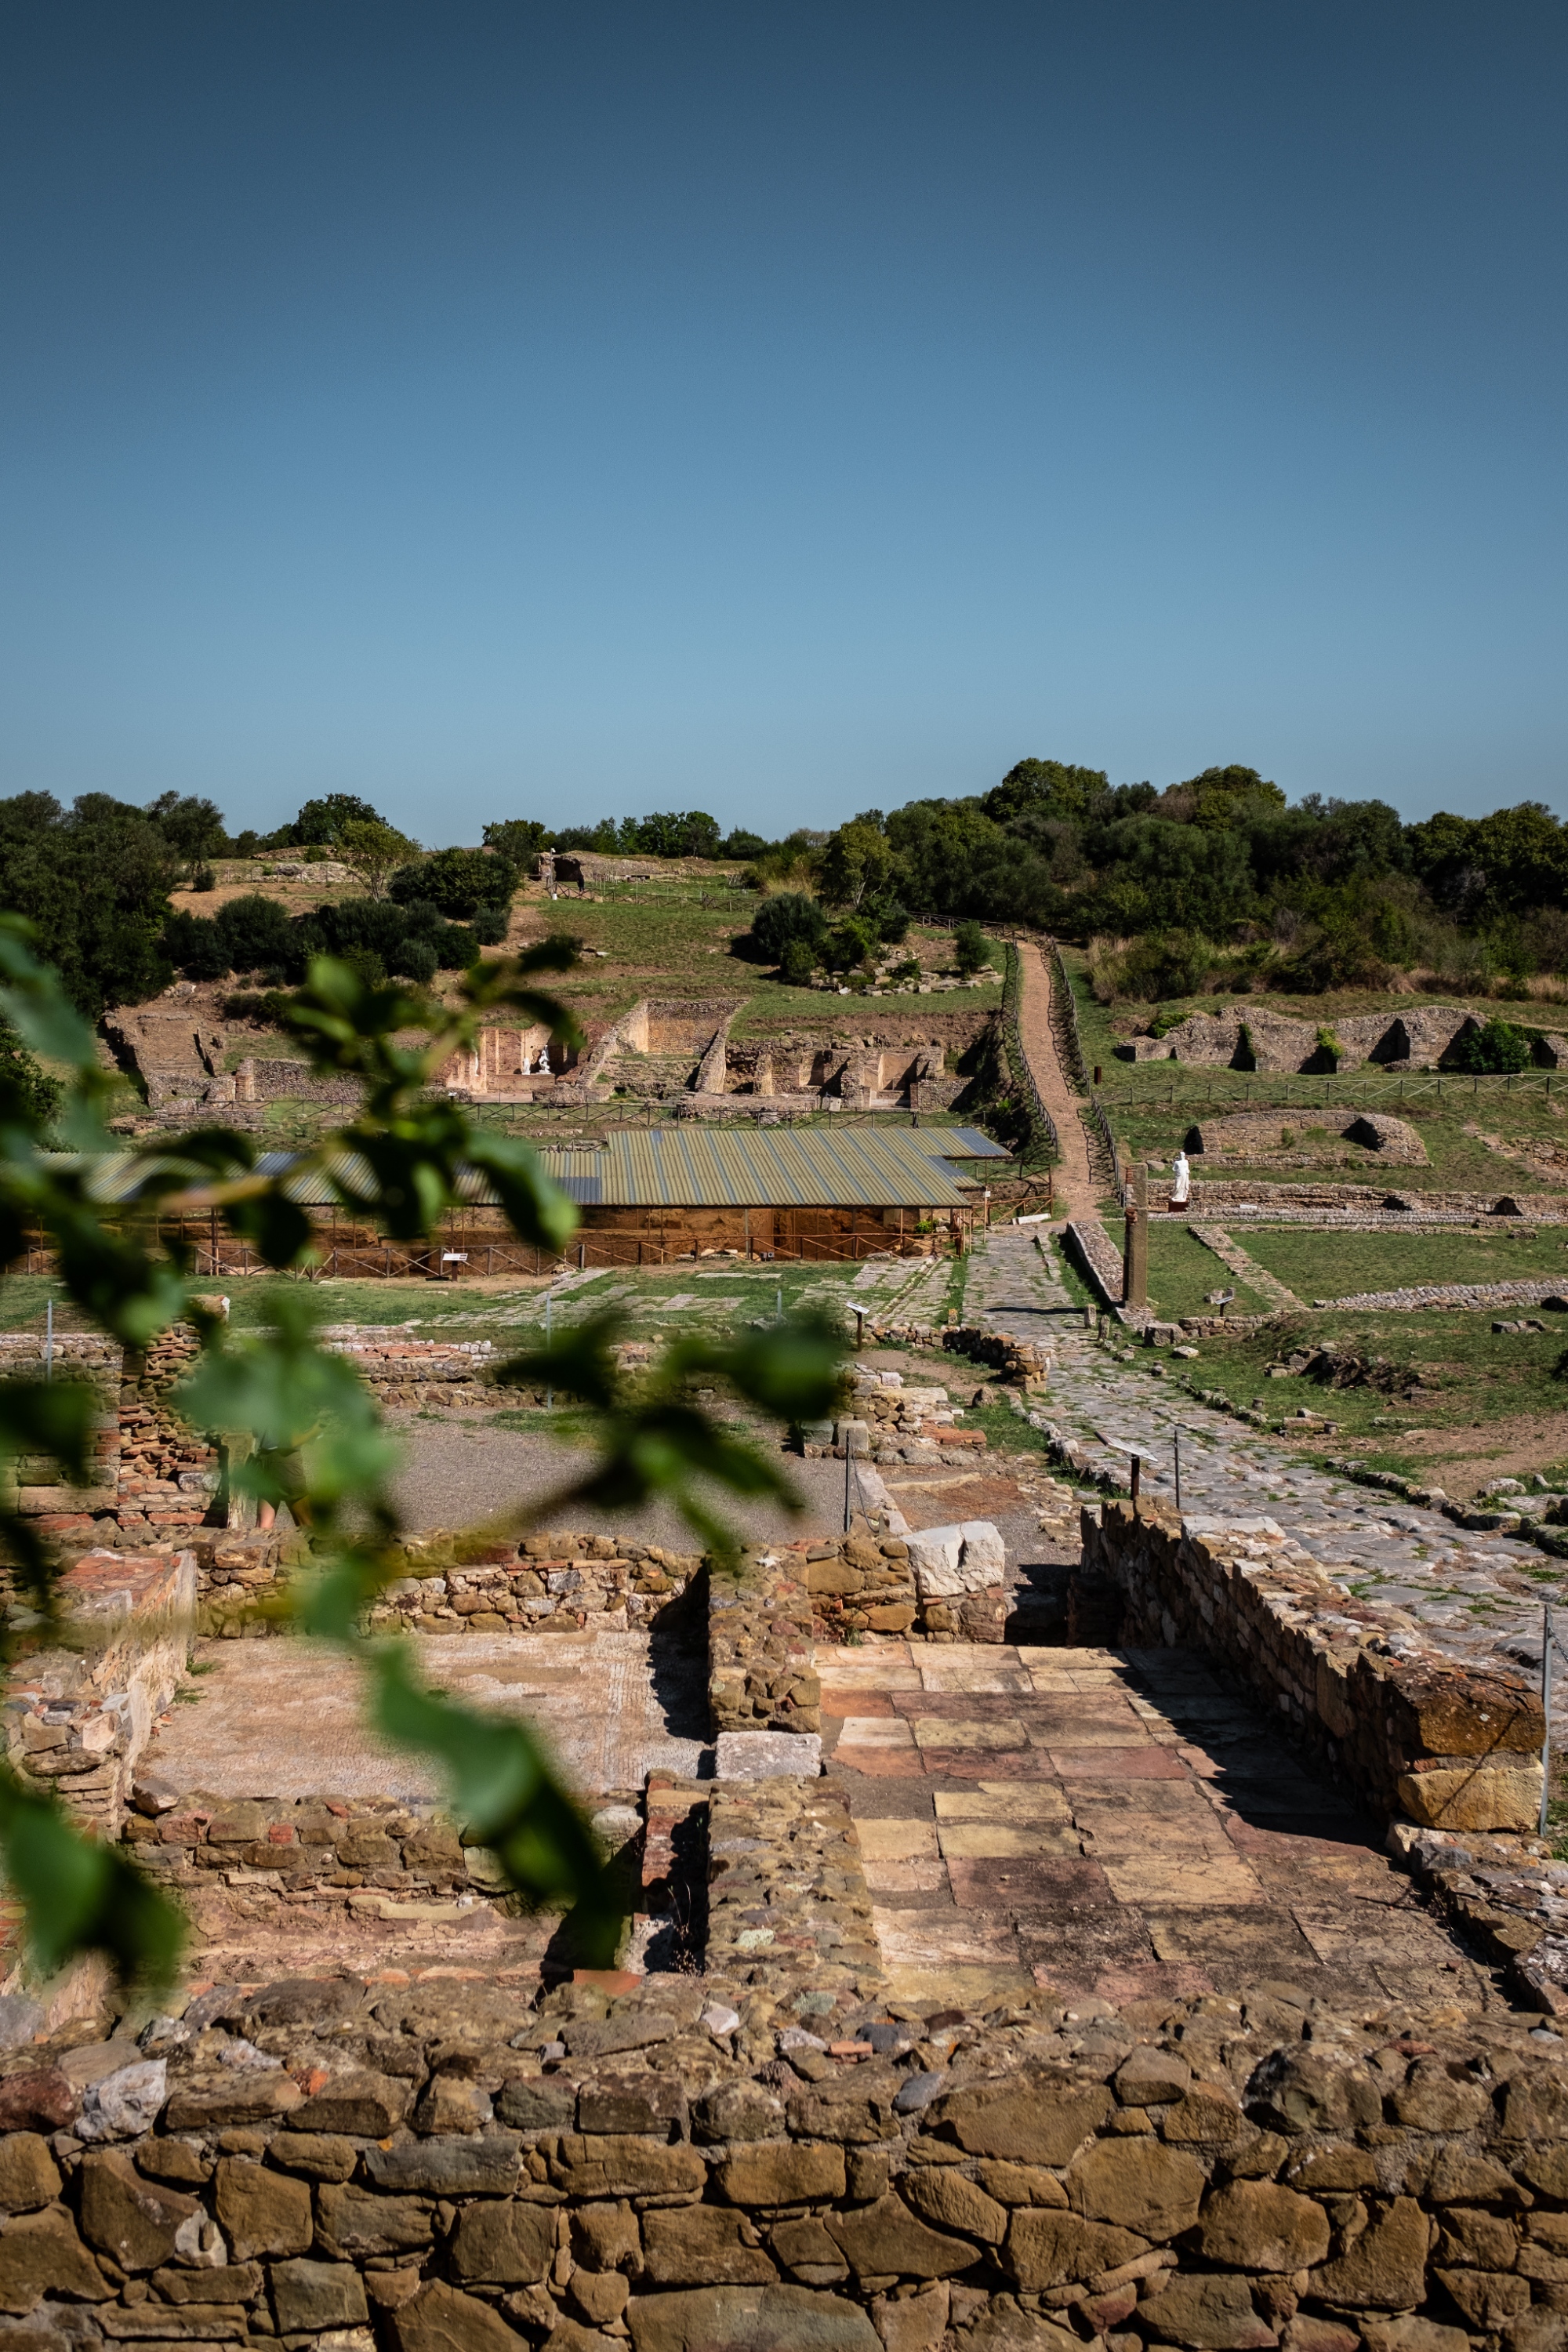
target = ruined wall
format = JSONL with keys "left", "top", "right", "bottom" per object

{"left": 1083, "top": 1500, "right": 1544, "bottom": 1832}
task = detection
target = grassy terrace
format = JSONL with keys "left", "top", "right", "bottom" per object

{"left": 1241, "top": 1225, "right": 1568, "bottom": 1300}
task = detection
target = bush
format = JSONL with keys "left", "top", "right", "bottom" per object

{"left": 390, "top": 938, "right": 438, "bottom": 985}
{"left": 1448, "top": 1016, "right": 1533, "bottom": 1073}
{"left": 779, "top": 938, "right": 818, "bottom": 987}
{"left": 162, "top": 910, "right": 230, "bottom": 981}
{"left": 468, "top": 904, "right": 510, "bottom": 946}
{"left": 0, "top": 1026, "right": 61, "bottom": 1127}
{"left": 215, "top": 893, "right": 296, "bottom": 975}
{"left": 953, "top": 920, "right": 993, "bottom": 976}
{"left": 391, "top": 847, "right": 520, "bottom": 919}
{"left": 190, "top": 866, "right": 216, "bottom": 892}
{"left": 889, "top": 957, "right": 923, "bottom": 985}
{"left": 223, "top": 989, "right": 294, "bottom": 1027}
{"left": 750, "top": 892, "right": 828, "bottom": 966}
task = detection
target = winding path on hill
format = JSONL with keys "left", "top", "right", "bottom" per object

{"left": 1014, "top": 940, "right": 1096, "bottom": 1218}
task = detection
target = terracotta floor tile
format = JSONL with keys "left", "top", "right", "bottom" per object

{"left": 856, "top": 1817, "right": 940, "bottom": 1861}
{"left": 934, "top": 1784, "right": 1073, "bottom": 1824}
{"left": 920, "top": 1749, "right": 1058, "bottom": 1781}
{"left": 837, "top": 1716, "right": 915, "bottom": 1744}
{"left": 916, "top": 1667, "right": 1035, "bottom": 1694}
{"left": 893, "top": 1692, "right": 1040, "bottom": 1722}
{"left": 821, "top": 1691, "right": 896, "bottom": 1719}
{"left": 1102, "top": 1853, "right": 1267, "bottom": 1908}
{"left": 947, "top": 1854, "right": 1113, "bottom": 1913}
{"left": 884, "top": 1963, "right": 1030, "bottom": 2006}
{"left": 938, "top": 1821, "right": 1084, "bottom": 1860}
{"left": 835, "top": 1745, "right": 926, "bottom": 1779}
{"left": 910, "top": 1717, "right": 1029, "bottom": 1751}
{"left": 1145, "top": 1906, "right": 1322, "bottom": 1971}
{"left": 1050, "top": 1746, "right": 1189, "bottom": 1779}
{"left": 873, "top": 1907, "right": 1025, "bottom": 1969}
{"left": 863, "top": 1857, "right": 950, "bottom": 1895}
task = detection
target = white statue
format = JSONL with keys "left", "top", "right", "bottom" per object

{"left": 521, "top": 1047, "right": 532, "bottom": 1075}
{"left": 538, "top": 1044, "right": 550, "bottom": 1075}
{"left": 1171, "top": 1149, "right": 1191, "bottom": 1208}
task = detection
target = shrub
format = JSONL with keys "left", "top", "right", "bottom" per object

{"left": 0, "top": 1026, "right": 61, "bottom": 1127}
{"left": 222, "top": 989, "right": 294, "bottom": 1026}
{"left": 391, "top": 847, "right": 520, "bottom": 920}
{"left": 162, "top": 910, "right": 230, "bottom": 981}
{"left": 215, "top": 893, "right": 296, "bottom": 975}
{"left": 391, "top": 938, "right": 438, "bottom": 985}
{"left": 779, "top": 938, "right": 818, "bottom": 987}
{"left": 953, "top": 920, "right": 993, "bottom": 975}
{"left": 468, "top": 905, "right": 510, "bottom": 946}
{"left": 1448, "top": 1016, "right": 1533, "bottom": 1073}
{"left": 750, "top": 892, "right": 828, "bottom": 966}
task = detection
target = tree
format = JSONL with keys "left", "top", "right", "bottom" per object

{"left": 391, "top": 847, "right": 519, "bottom": 920}
{"left": 0, "top": 1024, "right": 60, "bottom": 1127}
{"left": 817, "top": 821, "right": 898, "bottom": 911}
{"left": 483, "top": 819, "right": 549, "bottom": 865}
{"left": 0, "top": 917, "right": 841, "bottom": 1994}
{"left": 144, "top": 793, "right": 230, "bottom": 866}
{"left": 289, "top": 793, "right": 386, "bottom": 847}
{"left": 215, "top": 894, "right": 296, "bottom": 975}
{"left": 1448, "top": 1016, "right": 1533, "bottom": 1074}
{"left": 0, "top": 793, "right": 176, "bottom": 1017}
{"left": 634, "top": 811, "right": 722, "bottom": 859}
{"left": 336, "top": 819, "right": 420, "bottom": 901}
{"left": 982, "top": 758, "right": 1111, "bottom": 828}
{"left": 1163, "top": 766, "right": 1286, "bottom": 829}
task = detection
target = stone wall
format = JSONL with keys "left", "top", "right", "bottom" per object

{"left": 709, "top": 1552, "right": 822, "bottom": 1735}
{"left": 10, "top": 1958, "right": 1568, "bottom": 2352}
{"left": 1191, "top": 1112, "right": 1428, "bottom": 1168}
{"left": 3, "top": 1547, "right": 194, "bottom": 1846}
{"left": 370, "top": 1532, "right": 702, "bottom": 1638}
{"left": 1083, "top": 1500, "right": 1544, "bottom": 1832}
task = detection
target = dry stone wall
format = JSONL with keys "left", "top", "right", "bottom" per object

{"left": 1083, "top": 1501, "right": 1545, "bottom": 1833}
{"left": 8, "top": 1962, "right": 1568, "bottom": 2351}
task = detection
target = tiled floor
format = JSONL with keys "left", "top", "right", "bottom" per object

{"left": 820, "top": 1639, "right": 1483, "bottom": 2013}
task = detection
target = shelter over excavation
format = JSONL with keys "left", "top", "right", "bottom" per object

{"left": 34, "top": 1126, "right": 1009, "bottom": 1274}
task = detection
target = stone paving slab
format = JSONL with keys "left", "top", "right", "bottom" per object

{"left": 819, "top": 1634, "right": 1484, "bottom": 2011}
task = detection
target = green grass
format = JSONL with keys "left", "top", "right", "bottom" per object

{"left": 1099, "top": 1217, "right": 1273, "bottom": 1318}
{"left": 1174, "top": 1305, "right": 1568, "bottom": 1497}
{"left": 1241, "top": 1226, "right": 1568, "bottom": 1300}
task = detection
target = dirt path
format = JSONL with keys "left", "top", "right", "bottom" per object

{"left": 1016, "top": 941, "right": 1095, "bottom": 1217}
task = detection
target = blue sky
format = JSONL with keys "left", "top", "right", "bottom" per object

{"left": 1, "top": 2, "right": 1563, "bottom": 841}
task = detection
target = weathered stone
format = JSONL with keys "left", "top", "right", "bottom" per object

{"left": 1501, "top": 2073, "right": 1568, "bottom": 2140}
{"left": 412, "top": 2074, "right": 493, "bottom": 2135}
{"left": 1438, "top": 2206, "right": 1519, "bottom": 2268}
{"left": 365, "top": 2132, "right": 524, "bottom": 2197}
{"left": 572, "top": 2268, "right": 632, "bottom": 2324}
{"left": 451, "top": 2201, "right": 555, "bottom": 2285}
{"left": 1426, "top": 2147, "right": 1523, "bottom": 2205}
{"left": 1196, "top": 2183, "right": 1330, "bottom": 2273}
{"left": 1003, "top": 2210, "right": 1146, "bottom": 2292}
{"left": 931, "top": 2078, "right": 1114, "bottom": 2165}
{"left": 1279, "top": 2321, "right": 1358, "bottom": 2352}
{"left": 212, "top": 2156, "right": 312, "bottom": 2261}
{"left": 1145, "top": 2271, "right": 1278, "bottom": 2350}
{"left": 787, "top": 2075, "right": 902, "bottom": 2146}
{"left": 571, "top": 2204, "right": 643, "bottom": 2273}
{"left": 1162, "top": 2083, "right": 1248, "bottom": 2145}
{"left": 0, "top": 2212, "right": 112, "bottom": 2312}
{"left": 1396, "top": 1762, "right": 1542, "bottom": 1832}
{"left": 694, "top": 2082, "right": 786, "bottom": 2145}
{"left": 496, "top": 2077, "right": 579, "bottom": 2132}
{"left": 1359, "top": 2321, "right": 1469, "bottom": 2352}
{"left": 826, "top": 2194, "right": 975, "bottom": 2282}
{"left": 626, "top": 2283, "right": 881, "bottom": 2352}
{"left": 717, "top": 2142, "right": 847, "bottom": 2207}
{"left": 270, "top": 2258, "right": 370, "bottom": 2333}
{"left": 869, "top": 2282, "right": 949, "bottom": 2352}
{"left": 0, "top": 2136, "right": 60, "bottom": 2215}
{"left": 902, "top": 2169, "right": 1007, "bottom": 2245}
{"left": 642, "top": 2206, "right": 779, "bottom": 2286}
{"left": 970, "top": 2163, "right": 1068, "bottom": 2209}
{"left": 550, "top": 2133, "right": 707, "bottom": 2202}
{"left": 579, "top": 2074, "right": 688, "bottom": 2138}
{"left": 1114, "top": 2048, "right": 1191, "bottom": 2107}
{"left": 388, "top": 2278, "right": 529, "bottom": 2350}
{"left": 318, "top": 2183, "right": 433, "bottom": 2255}
{"left": 288, "top": 2068, "right": 411, "bottom": 2136}
{"left": 152, "top": 2263, "right": 262, "bottom": 2303}
{"left": 1389, "top": 2059, "right": 1490, "bottom": 2132}
{"left": 1247, "top": 2050, "right": 1381, "bottom": 2137}
{"left": 1436, "top": 2268, "right": 1531, "bottom": 2328}
{"left": 163, "top": 2068, "right": 303, "bottom": 2131}
{"left": 1309, "top": 2197, "right": 1431, "bottom": 2310}
{"left": 79, "top": 2150, "right": 198, "bottom": 2271}
{"left": 564, "top": 2013, "right": 683, "bottom": 2060}
{"left": 963, "top": 2305, "right": 1082, "bottom": 2352}
{"left": 1066, "top": 2139, "right": 1206, "bottom": 2237}
{"left": 264, "top": 2129, "right": 358, "bottom": 2182}
{"left": 0, "top": 2070, "right": 74, "bottom": 2135}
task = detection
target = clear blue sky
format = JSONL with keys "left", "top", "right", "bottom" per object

{"left": 1, "top": 2, "right": 1563, "bottom": 842}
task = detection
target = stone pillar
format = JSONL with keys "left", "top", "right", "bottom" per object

{"left": 1123, "top": 1167, "right": 1149, "bottom": 1308}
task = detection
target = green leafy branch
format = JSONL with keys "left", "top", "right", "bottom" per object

{"left": 0, "top": 918, "right": 840, "bottom": 1993}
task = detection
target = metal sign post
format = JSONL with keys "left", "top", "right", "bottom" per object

{"left": 545, "top": 1292, "right": 554, "bottom": 1411}
{"left": 44, "top": 1298, "right": 53, "bottom": 1383}
{"left": 1174, "top": 1428, "right": 1181, "bottom": 1515}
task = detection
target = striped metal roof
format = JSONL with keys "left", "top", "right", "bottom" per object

{"left": 593, "top": 1127, "right": 967, "bottom": 1208}
{"left": 919, "top": 1125, "right": 1011, "bottom": 1161}
{"left": 46, "top": 1127, "right": 966, "bottom": 1214}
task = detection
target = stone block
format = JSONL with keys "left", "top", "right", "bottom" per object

{"left": 79, "top": 2150, "right": 198, "bottom": 2271}
{"left": 450, "top": 2201, "right": 554, "bottom": 2285}
{"left": 1396, "top": 1763, "right": 1543, "bottom": 1832}
{"left": 626, "top": 2284, "right": 881, "bottom": 2352}
{"left": 642, "top": 2206, "right": 779, "bottom": 2286}
{"left": 715, "top": 1731, "right": 822, "bottom": 1779}
{"left": 270, "top": 2259, "right": 369, "bottom": 2333}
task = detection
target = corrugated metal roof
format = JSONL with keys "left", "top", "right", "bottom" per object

{"left": 600, "top": 1127, "right": 967, "bottom": 1208}
{"left": 920, "top": 1125, "right": 1011, "bottom": 1160}
{"left": 45, "top": 1127, "right": 967, "bottom": 1214}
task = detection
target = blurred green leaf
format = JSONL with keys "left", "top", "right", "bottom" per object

{"left": 0, "top": 1771, "right": 183, "bottom": 1990}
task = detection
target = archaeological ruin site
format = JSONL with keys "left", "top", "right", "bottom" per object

{"left": 11, "top": 895, "right": 1568, "bottom": 2352}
